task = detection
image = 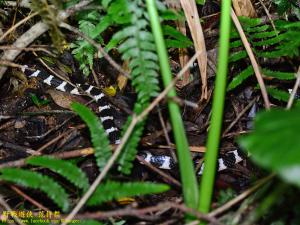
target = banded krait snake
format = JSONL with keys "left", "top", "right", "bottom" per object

{"left": 22, "top": 65, "right": 244, "bottom": 175}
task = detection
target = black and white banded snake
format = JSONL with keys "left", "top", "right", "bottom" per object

{"left": 22, "top": 65, "right": 244, "bottom": 175}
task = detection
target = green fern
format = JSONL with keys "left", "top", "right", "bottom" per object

{"left": 0, "top": 168, "right": 69, "bottom": 212}
{"left": 118, "top": 104, "right": 146, "bottom": 174}
{"left": 227, "top": 66, "right": 254, "bottom": 91}
{"left": 273, "top": 0, "right": 300, "bottom": 19}
{"left": 266, "top": 87, "right": 300, "bottom": 107}
{"left": 262, "top": 69, "right": 296, "bottom": 80}
{"left": 227, "top": 17, "right": 300, "bottom": 91}
{"left": 26, "top": 156, "right": 90, "bottom": 192}
{"left": 87, "top": 180, "right": 169, "bottom": 206}
{"left": 71, "top": 102, "right": 112, "bottom": 171}
{"left": 71, "top": 0, "right": 191, "bottom": 76}
{"left": 110, "top": 0, "right": 161, "bottom": 174}
{"left": 71, "top": 0, "right": 130, "bottom": 75}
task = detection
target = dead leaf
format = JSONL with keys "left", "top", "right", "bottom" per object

{"left": 47, "top": 89, "right": 81, "bottom": 109}
{"left": 232, "top": 0, "right": 257, "bottom": 17}
{"left": 180, "top": 0, "right": 208, "bottom": 100}
{"left": 117, "top": 61, "right": 129, "bottom": 91}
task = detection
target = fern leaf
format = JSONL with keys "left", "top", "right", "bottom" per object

{"left": 246, "top": 24, "right": 270, "bottom": 33}
{"left": 162, "top": 25, "right": 193, "bottom": 48}
{"left": 227, "top": 66, "right": 254, "bottom": 91}
{"left": 239, "top": 16, "right": 262, "bottom": 27}
{"left": 87, "top": 180, "right": 169, "bottom": 206}
{"left": 0, "top": 168, "right": 69, "bottom": 212}
{"left": 228, "top": 17, "right": 300, "bottom": 91}
{"left": 267, "top": 87, "right": 290, "bottom": 102}
{"left": 107, "top": 0, "right": 131, "bottom": 24}
{"left": 250, "top": 30, "right": 279, "bottom": 39}
{"left": 26, "top": 156, "right": 90, "bottom": 192}
{"left": 229, "top": 51, "right": 247, "bottom": 63}
{"left": 262, "top": 69, "right": 296, "bottom": 80}
{"left": 71, "top": 103, "right": 112, "bottom": 171}
{"left": 252, "top": 32, "right": 287, "bottom": 47}
{"left": 118, "top": 106, "right": 146, "bottom": 174}
{"left": 230, "top": 39, "right": 243, "bottom": 48}
{"left": 110, "top": 0, "right": 160, "bottom": 174}
{"left": 266, "top": 87, "right": 300, "bottom": 107}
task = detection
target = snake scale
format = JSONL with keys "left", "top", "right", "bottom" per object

{"left": 22, "top": 65, "right": 244, "bottom": 175}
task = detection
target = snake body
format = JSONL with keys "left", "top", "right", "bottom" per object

{"left": 22, "top": 65, "right": 244, "bottom": 175}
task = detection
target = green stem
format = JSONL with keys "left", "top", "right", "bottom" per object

{"left": 198, "top": 0, "right": 232, "bottom": 215}
{"left": 145, "top": 0, "right": 199, "bottom": 209}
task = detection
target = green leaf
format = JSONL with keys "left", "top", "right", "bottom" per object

{"left": 262, "top": 69, "right": 296, "bottom": 80}
{"left": 246, "top": 24, "right": 270, "bottom": 33}
{"left": 267, "top": 87, "right": 290, "bottom": 102}
{"left": 87, "top": 181, "right": 169, "bottom": 206}
{"left": 26, "top": 156, "right": 90, "bottom": 192}
{"left": 29, "top": 93, "right": 50, "bottom": 107}
{"left": 238, "top": 108, "right": 300, "bottom": 187}
{"left": 229, "top": 50, "right": 247, "bottom": 63}
{"left": 71, "top": 103, "right": 112, "bottom": 171}
{"left": 250, "top": 30, "right": 279, "bottom": 39}
{"left": 227, "top": 66, "right": 254, "bottom": 91}
{"left": 230, "top": 39, "right": 243, "bottom": 48}
{"left": 162, "top": 25, "right": 193, "bottom": 48}
{"left": 252, "top": 32, "right": 287, "bottom": 47}
{"left": 196, "top": 0, "right": 206, "bottom": 5}
{"left": 0, "top": 168, "right": 69, "bottom": 212}
{"left": 273, "top": 0, "right": 292, "bottom": 14}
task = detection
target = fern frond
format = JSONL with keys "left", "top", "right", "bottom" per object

{"left": 110, "top": 0, "right": 160, "bottom": 174}
{"left": 228, "top": 17, "right": 300, "bottom": 91}
{"left": 87, "top": 180, "right": 169, "bottom": 206}
{"left": 0, "top": 168, "right": 69, "bottom": 212}
{"left": 71, "top": 103, "right": 112, "bottom": 171}
{"left": 26, "top": 156, "right": 90, "bottom": 192}
{"left": 118, "top": 105, "right": 146, "bottom": 174}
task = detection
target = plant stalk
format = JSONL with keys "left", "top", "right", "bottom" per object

{"left": 146, "top": 0, "right": 199, "bottom": 209}
{"left": 198, "top": 0, "right": 232, "bottom": 217}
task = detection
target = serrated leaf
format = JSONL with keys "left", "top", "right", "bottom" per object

{"left": 87, "top": 181, "right": 169, "bottom": 206}
{"left": 26, "top": 156, "right": 90, "bottom": 192}
{"left": 71, "top": 103, "right": 111, "bottom": 171}
{"left": 238, "top": 108, "right": 300, "bottom": 187}
{"left": 0, "top": 168, "right": 69, "bottom": 212}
